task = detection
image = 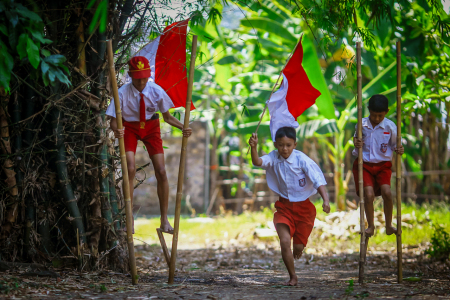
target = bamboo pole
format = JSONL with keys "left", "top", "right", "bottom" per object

{"left": 106, "top": 40, "right": 138, "bottom": 285}
{"left": 356, "top": 42, "right": 367, "bottom": 284}
{"left": 168, "top": 35, "right": 198, "bottom": 284}
{"left": 396, "top": 40, "right": 403, "bottom": 283}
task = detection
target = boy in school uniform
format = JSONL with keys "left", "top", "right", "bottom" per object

{"left": 352, "top": 94, "right": 404, "bottom": 237}
{"left": 107, "top": 56, "right": 192, "bottom": 233}
{"left": 249, "top": 127, "right": 331, "bottom": 286}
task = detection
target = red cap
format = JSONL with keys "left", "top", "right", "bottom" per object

{"left": 128, "top": 56, "right": 151, "bottom": 79}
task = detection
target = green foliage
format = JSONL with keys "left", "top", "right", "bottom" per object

{"left": 87, "top": 0, "right": 108, "bottom": 33}
{"left": 0, "top": 0, "right": 70, "bottom": 91}
{"left": 40, "top": 55, "right": 71, "bottom": 87}
{"left": 425, "top": 225, "right": 450, "bottom": 261}
{"left": 345, "top": 279, "right": 354, "bottom": 295}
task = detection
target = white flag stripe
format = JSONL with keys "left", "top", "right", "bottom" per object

{"left": 267, "top": 74, "right": 299, "bottom": 141}
{"left": 125, "top": 36, "right": 161, "bottom": 84}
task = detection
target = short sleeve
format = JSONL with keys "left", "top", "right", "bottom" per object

{"left": 260, "top": 154, "right": 274, "bottom": 170}
{"left": 157, "top": 88, "right": 174, "bottom": 113}
{"left": 353, "top": 123, "right": 358, "bottom": 137}
{"left": 106, "top": 91, "right": 123, "bottom": 118}
{"left": 301, "top": 157, "right": 327, "bottom": 189}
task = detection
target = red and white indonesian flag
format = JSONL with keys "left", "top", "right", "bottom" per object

{"left": 268, "top": 36, "right": 321, "bottom": 140}
{"left": 130, "top": 19, "right": 194, "bottom": 110}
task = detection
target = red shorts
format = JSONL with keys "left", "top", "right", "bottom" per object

{"left": 352, "top": 160, "right": 392, "bottom": 197}
{"left": 123, "top": 118, "right": 164, "bottom": 156}
{"left": 273, "top": 197, "right": 316, "bottom": 246}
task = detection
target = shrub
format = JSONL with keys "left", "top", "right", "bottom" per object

{"left": 425, "top": 225, "right": 450, "bottom": 261}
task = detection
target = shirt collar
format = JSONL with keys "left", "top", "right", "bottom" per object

{"left": 363, "top": 117, "right": 386, "bottom": 129}
{"left": 277, "top": 151, "right": 296, "bottom": 164}
{"left": 129, "top": 82, "right": 148, "bottom": 97}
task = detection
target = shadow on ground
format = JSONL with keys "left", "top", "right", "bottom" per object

{"left": 1, "top": 245, "right": 448, "bottom": 299}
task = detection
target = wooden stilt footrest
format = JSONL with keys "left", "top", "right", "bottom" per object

{"left": 156, "top": 228, "right": 172, "bottom": 268}
{"left": 363, "top": 236, "right": 370, "bottom": 265}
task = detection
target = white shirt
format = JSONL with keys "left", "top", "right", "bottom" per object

{"left": 106, "top": 82, "right": 174, "bottom": 121}
{"left": 352, "top": 117, "right": 398, "bottom": 163}
{"left": 259, "top": 150, "right": 327, "bottom": 202}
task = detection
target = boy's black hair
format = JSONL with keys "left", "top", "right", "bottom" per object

{"left": 275, "top": 127, "right": 296, "bottom": 142}
{"left": 368, "top": 94, "right": 389, "bottom": 112}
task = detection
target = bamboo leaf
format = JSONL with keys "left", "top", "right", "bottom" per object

{"left": 44, "top": 54, "right": 66, "bottom": 65}
{"left": 6, "top": 11, "right": 19, "bottom": 27}
{"left": 26, "top": 37, "right": 40, "bottom": 69}
{"left": 53, "top": 68, "right": 71, "bottom": 86}
{"left": 0, "top": 44, "right": 13, "bottom": 91}
{"left": 41, "top": 49, "right": 51, "bottom": 57}
{"left": 28, "top": 29, "right": 53, "bottom": 44}
{"left": 240, "top": 17, "right": 297, "bottom": 43}
{"left": 15, "top": 4, "right": 42, "bottom": 22}
{"left": 0, "top": 24, "right": 7, "bottom": 36}
{"left": 42, "top": 72, "right": 49, "bottom": 86}
{"left": 17, "top": 33, "right": 28, "bottom": 60}
{"left": 40, "top": 60, "right": 50, "bottom": 74}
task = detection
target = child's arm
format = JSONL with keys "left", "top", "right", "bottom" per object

{"left": 110, "top": 117, "right": 124, "bottom": 139}
{"left": 390, "top": 125, "right": 404, "bottom": 155}
{"left": 353, "top": 136, "right": 363, "bottom": 148}
{"left": 249, "top": 133, "right": 262, "bottom": 166}
{"left": 317, "top": 185, "right": 330, "bottom": 214}
{"left": 161, "top": 111, "right": 192, "bottom": 137}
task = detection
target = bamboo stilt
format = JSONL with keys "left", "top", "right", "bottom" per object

{"left": 356, "top": 42, "right": 367, "bottom": 284}
{"left": 156, "top": 228, "right": 171, "bottom": 267}
{"left": 168, "top": 35, "right": 198, "bottom": 284}
{"left": 396, "top": 40, "right": 403, "bottom": 283}
{"left": 106, "top": 40, "right": 138, "bottom": 285}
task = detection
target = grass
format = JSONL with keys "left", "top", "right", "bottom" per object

{"left": 134, "top": 201, "right": 450, "bottom": 253}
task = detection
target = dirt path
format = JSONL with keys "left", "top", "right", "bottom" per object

{"left": 1, "top": 245, "right": 449, "bottom": 299}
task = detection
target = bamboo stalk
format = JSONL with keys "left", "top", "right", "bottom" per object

{"left": 0, "top": 88, "right": 19, "bottom": 239}
{"left": 168, "top": 35, "right": 198, "bottom": 284}
{"left": 356, "top": 42, "right": 366, "bottom": 284}
{"left": 396, "top": 40, "right": 403, "bottom": 283}
{"left": 106, "top": 40, "right": 138, "bottom": 285}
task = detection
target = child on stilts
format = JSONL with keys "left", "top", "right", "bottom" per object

{"left": 352, "top": 94, "right": 404, "bottom": 237}
{"left": 249, "top": 127, "right": 330, "bottom": 286}
{"left": 107, "top": 56, "right": 192, "bottom": 233}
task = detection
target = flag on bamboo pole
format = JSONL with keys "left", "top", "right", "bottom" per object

{"left": 268, "top": 36, "right": 321, "bottom": 140}
{"left": 131, "top": 19, "right": 195, "bottom": 110}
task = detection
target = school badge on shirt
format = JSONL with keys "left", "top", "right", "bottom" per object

{"left": 380, "top": 143, "right": 388, "bottom": 153}
{"left": 299, "top": 178, "right": 306, "bottom": 187}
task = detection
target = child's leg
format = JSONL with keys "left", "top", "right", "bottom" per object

{"left": 293, "top": 244, "right": 304, "bottom": 259}
{"left": 150, "top": 153, "right": 173, "bottom": 233}
{"left": 363, "top": 186, "right": 376, "bottom": 237}
{"left": 275, "top": 223, "right": 297, "bottom": 286}
{"left": 380, "top": 184, "right": 397, "bottom": 235}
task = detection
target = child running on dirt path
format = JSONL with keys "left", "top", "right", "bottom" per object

{"left": 352, "top": 94, "right": 404, "bottom": 237}
{"left": 249, "top": 127, "right": 331, "bottom": 286}
{"left": 107, "top": 56, "right": 192, "bottom": 233}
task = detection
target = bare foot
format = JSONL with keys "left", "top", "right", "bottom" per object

{"left": 284, "top": 276, "right": 298, "bottom": 286}
{"left": 293, "top": 244, "right": 304, "bottom": 260}
{"left": 365, "top": 226, "right": 375, "bottom": 237}
{"left": 160, "top": 219, "right": 174, "bottom": 234}
{"left": 386, "top": 225, "right": 398, "bottom": 235}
